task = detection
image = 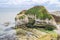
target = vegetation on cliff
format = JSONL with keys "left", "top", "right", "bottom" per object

{"left": 25, "top": 6, "right": 53, "bottom": 20}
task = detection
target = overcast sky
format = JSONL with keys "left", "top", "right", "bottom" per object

{"left": 0, "top": 0, "right": 60, "bottom": 10}
{"left": 0, "top": 0, "right": 60, "bottom": 23}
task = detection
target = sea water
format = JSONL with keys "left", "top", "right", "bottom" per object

{"left": 0, "top": 22, "right": 17, "bottom": 40}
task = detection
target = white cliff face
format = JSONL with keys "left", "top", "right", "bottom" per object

{"left": 35, "top": 18, "right": 57, "bottom": 26}
{"left": 23, "top": 15, "right": 29, "bottom": 23}
{"left": 49, "top": 19, "right": 57, "bottom": 25}
{"left": 15, "top": 14, "right": 29, "bottom": 25}
{"left": 54, "top": 24, "right": 60, "bottom": 36}
{"left": 15, "top": 19, "right": 23, "bottom": 25}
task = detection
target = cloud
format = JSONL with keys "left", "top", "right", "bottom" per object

{"left": 43, "top": 0, "right": 60, "bottom": 11}
{"left": 46, "top": 0, "right": 60, "bottom": 6}
{"left": 0, "top": 0, "right": 60, "bottom": 6}
{"left": 0, "top": 0, "right": 60, "bottom": 11}
{"left": 0, "top": 0, "right": 49, "bottom": 5}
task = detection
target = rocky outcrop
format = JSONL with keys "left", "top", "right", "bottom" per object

{"left": 51, "top": 14, "right": 60, "bottom": 24}
{"left": 15, "top": 6, "right": 56, "bottom": 29}
{"left": 15, "top": 6, "right": 58, "bottom": 40}
{"left": 15, "top": 10, "right": 29, "bottom": 26}
{"left": 51, "top": 11, "right": 60, "bottom": 37}
{"left": 50, "top": 11, "right": 60, "bottom": 16}
{"left": 16, "top": 28, "right": 55, "bottom": 40}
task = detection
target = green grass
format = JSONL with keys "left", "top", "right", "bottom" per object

{"left": 26, "top": 6, "right": 53, "bottom": 20}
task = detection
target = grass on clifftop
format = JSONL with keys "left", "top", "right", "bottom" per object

{"left": 26, "top": 6, "right": 53, "bottom": 20}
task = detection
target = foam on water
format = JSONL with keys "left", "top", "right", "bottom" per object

{"left": 0, "top": 23, "right": 17, "bottom": 40}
